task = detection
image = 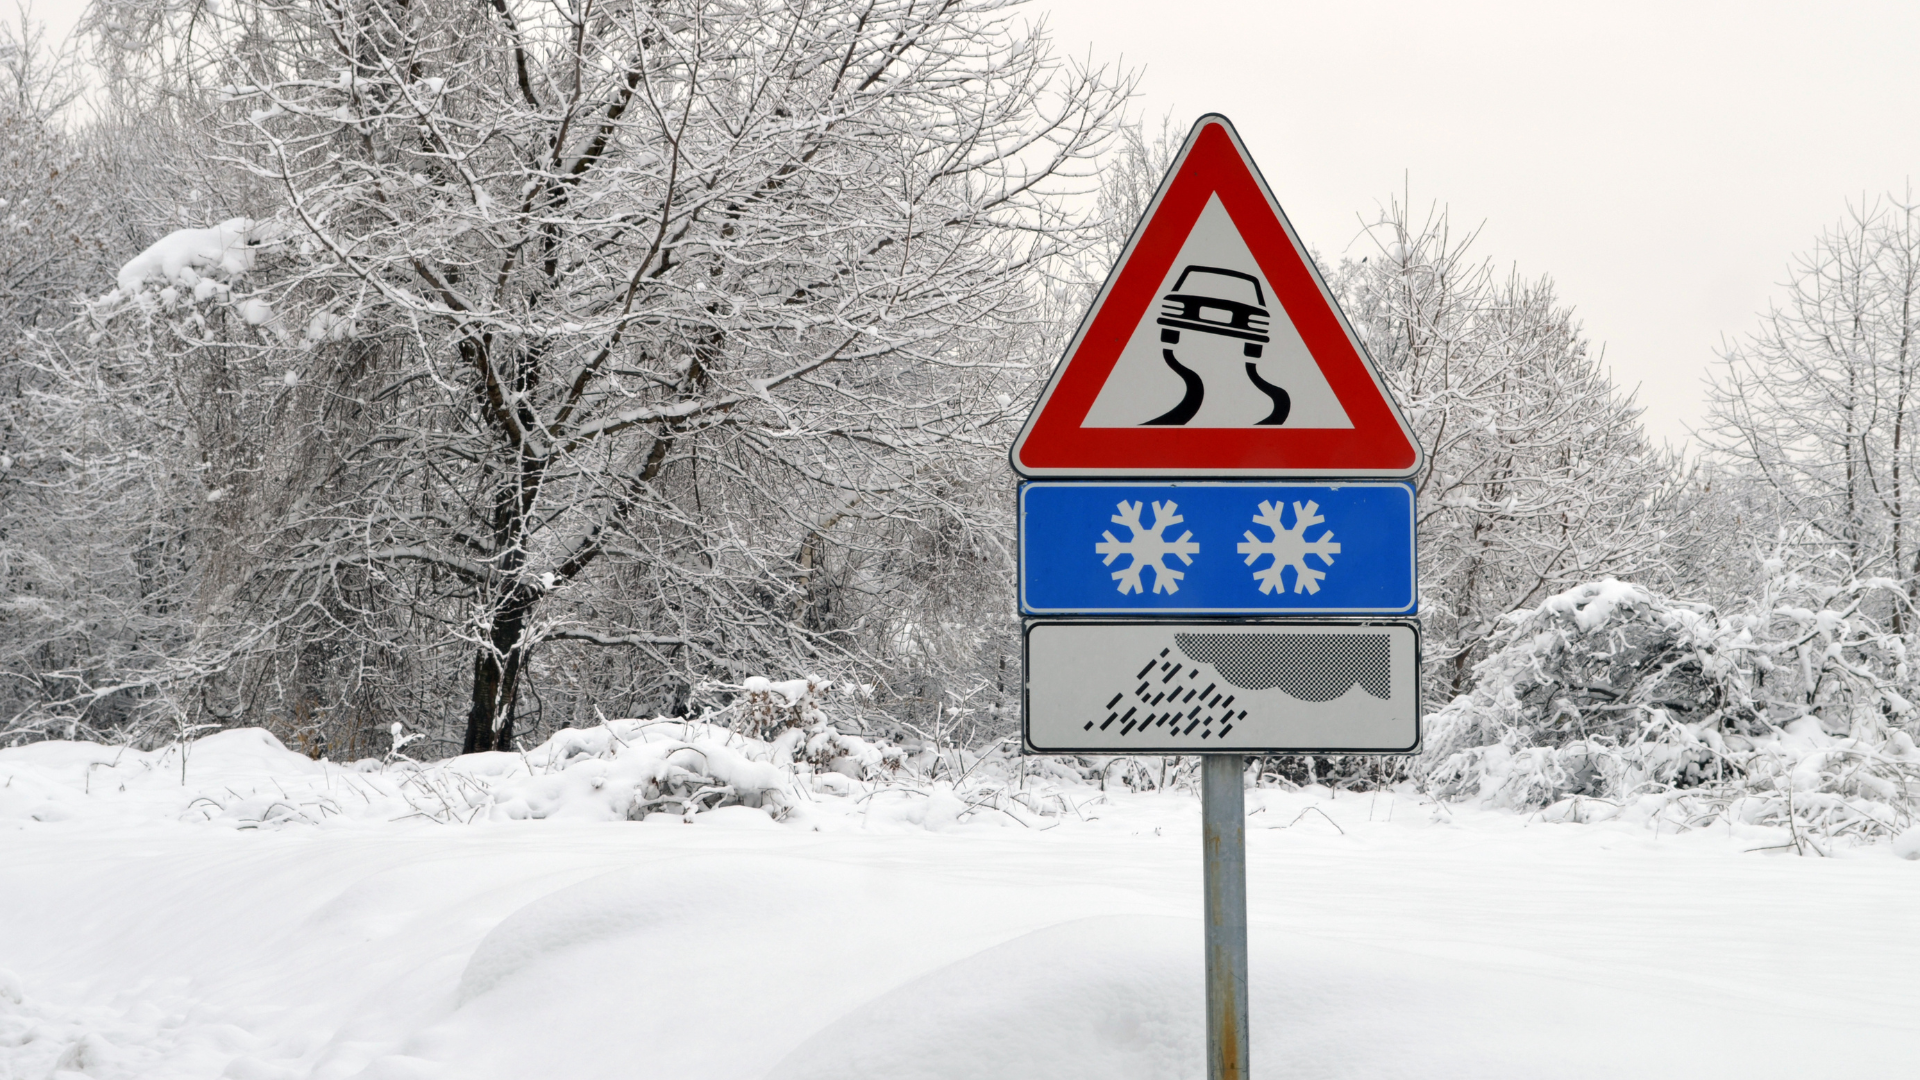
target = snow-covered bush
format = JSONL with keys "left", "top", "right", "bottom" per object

{"left": 1419, "top": 577, "right": 1920, "bottom": 849}
{"left": 482, "top": 720, "right": 793, "bottom": 820}
{"left": 732, "top": 676, "right": 835, "bottom": 740}
{"left": 708, "top": 675, "right": 900, "bottom": 778}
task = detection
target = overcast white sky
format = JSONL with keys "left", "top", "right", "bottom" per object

{"left": 1035, "top": 0, "right": 1920, "bottom": 449}
{"left": 27, "top": 0, "right": 1920, "bottom": 448}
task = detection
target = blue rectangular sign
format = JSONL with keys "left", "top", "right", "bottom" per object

{"left": 1019, "top": 482, "right": 1416, "bottom": 616}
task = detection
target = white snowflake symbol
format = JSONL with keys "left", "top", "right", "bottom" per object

{"left": 1237, "top": 500, "right": 1342, "bottom": 594}
{"left": 1095, "top": 500, "right": 1200, "bottom": 595}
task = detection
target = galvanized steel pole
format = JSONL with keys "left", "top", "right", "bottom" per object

{"left": 1201, "top": 754, "right": 1249, "bottom": 1080}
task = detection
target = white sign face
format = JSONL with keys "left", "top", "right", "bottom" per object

{"left": 1081, "top": 195, "right": 1354, "bottom": 430}
{"left": 1024, "top": 620, "right": 1420, "bottom": 753}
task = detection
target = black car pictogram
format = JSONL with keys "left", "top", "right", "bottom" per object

{"left": 1155, "top": 265, "right": 1270, "bottom": 359}
{"left": 1144, "top": 264, "right": 1290, "bottom": 427}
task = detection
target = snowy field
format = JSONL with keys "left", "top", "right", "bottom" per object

{"left": 1, "top": 728, "right": 1914, "bottom": 1080}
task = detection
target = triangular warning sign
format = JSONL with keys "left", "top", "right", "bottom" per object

{"left": 1011, "top": 115, "right": 1422, "bottom": 478}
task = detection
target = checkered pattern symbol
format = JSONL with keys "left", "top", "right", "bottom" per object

{"left": 1174, "top": 632, "right": 1390, "bottom": 701}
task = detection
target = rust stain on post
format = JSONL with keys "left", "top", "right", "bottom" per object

{"left": 1218, "top": 991, "right": 1241, "bottom": 1075}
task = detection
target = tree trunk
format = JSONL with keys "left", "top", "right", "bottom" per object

{"left": 462, "top": 603, "right": 529, "bottom": 754}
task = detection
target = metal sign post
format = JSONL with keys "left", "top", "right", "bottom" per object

{"left": 1202, "top": 755, "right": 1249, "bottom": 1080}
{"left": 1006, "top": 113, "right": 1427, "bottom": 1080}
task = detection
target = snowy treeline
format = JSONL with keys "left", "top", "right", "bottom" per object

{"left": 3, "top": 4, "right": 1919, "bottom": 844}
{"left": 4, "top": 0, "right": 1129, "bottom": 756}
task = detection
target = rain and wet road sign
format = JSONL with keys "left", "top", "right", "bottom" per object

{"left": 1023, "top": 620, "right": 1419, "bottom": 754}
{"left": 1020, "top": 481, "right": 1416, "bottom": 616}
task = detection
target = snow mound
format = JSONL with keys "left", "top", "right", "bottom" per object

{"left": 114, "top": 217, "right": 263, "bottom": 295}
{"left": 93, "top": 218, "right": 295, "bottom": 337}
{"left": 764, "top": 916, "right": 1204, "bottom": 1079}
{"left": 0, "top": 717, "right": 1087, "bottom": 833}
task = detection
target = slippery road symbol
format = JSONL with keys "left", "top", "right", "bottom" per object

{"left": 1145, "top": 265, "right": 1291, "bottom": 426}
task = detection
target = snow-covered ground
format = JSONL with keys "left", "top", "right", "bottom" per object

{"left": 1, "top": 728, "right": 1914, "bottom": 1079}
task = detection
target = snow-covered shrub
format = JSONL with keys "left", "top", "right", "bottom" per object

{"left": 714, "top": 676, "right": 903, "bottom": 780}
{"left": 486, "top": 720, "right": 792, "bottom": 820}
{"left": 1420, "top": 580, "right": 1754, "bottom": 804}
{"left": 1419, "top": 577, "right": 1920, "bottom": 849}
{"left": 732, "top": 676, "right": 834, "bottom": 739}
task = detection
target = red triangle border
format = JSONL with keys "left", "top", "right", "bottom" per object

{"left": 1011, "top": 116, "right": 1420, "bottom": 478}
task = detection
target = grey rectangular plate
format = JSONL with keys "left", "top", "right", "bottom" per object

{"left": 1023, "top": 619, "right": 1420, "bottom": 754}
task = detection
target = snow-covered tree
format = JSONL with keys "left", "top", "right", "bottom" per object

{"left": 70, "top": 0, "right": 1126, "bottom": 752}
{"left": 0, "top": 9, "right": 120, "bottom": 382}
{"left": 0, "top": 12, "right": 169, "bottom": 741}
{"left": 1335, "top": 200, "right": 1680, "bottom": 700}
{"left": 1701, "top": 193, "right": 1920, "bottom": 628}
